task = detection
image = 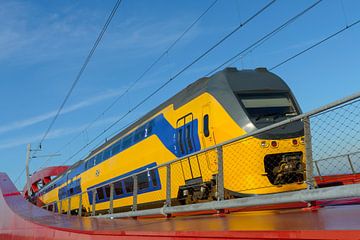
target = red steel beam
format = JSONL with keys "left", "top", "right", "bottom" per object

{"left": 1, "top": 172, "right": 360, "bottom": 240}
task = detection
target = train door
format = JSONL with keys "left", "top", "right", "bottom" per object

{"left": 176, "top": 113, "right": 202, "bottom": 182}
{"left": 202, "top": 104, "right": 217, "bottom": 172}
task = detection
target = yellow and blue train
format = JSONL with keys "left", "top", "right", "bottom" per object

{"left": 34, "top": 67, "right": 306, "bottom": 214}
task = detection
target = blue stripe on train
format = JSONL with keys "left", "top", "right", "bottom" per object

{"left": 37, "top": 114, "right": 200, "bottom": 197}
{"left": 87, "top": 162, "right": 161, "bottom": 205}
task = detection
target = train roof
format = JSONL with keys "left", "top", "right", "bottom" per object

{"left": 87, "top": 67, "right": 296, "bottom": 159}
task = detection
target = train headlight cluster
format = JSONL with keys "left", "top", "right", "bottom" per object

{"left": 271, "top": 141, "right": 278, "bottom": 148}
{"left": 260, "top": 141, "right": 268, "bottom": 148}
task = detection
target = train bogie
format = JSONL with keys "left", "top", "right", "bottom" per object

{"left": 34, "top": 68, "right": 307, "bottom": 215}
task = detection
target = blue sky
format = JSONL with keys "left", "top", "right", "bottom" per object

{"left": 1, "top": 0, "right": 360, "bottom": 189}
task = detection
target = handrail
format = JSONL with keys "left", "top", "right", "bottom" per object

{"left": 41, "top": 90, "right": 360, "bottom": 217}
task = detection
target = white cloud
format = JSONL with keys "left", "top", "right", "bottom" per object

{"left": 0, "top": 89, "right": 121, "bottom": 135}
{"left": 0, "top": 116, "right": 119, "bottom": 150}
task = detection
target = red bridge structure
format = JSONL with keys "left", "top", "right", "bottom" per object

{"left": 1, "top": 171, "right": 360, "bottom": 240}
{"left": 23, "top": 166, "right": 69, "bottom": 201}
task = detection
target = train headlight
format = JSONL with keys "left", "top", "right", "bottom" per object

{"left": 271, "top": 141, "right": 278, "bottom": 148}
{"left": 260, "top": 141, "right": 268, "bottom": 148}
{"left": 300, "top": 137, "right": 305, "bottom": 144}
{"left": 292, "top": 139, "right": 299, "bottom": 146}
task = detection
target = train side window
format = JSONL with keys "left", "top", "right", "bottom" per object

{"left": 86, "top": 158, "right": 94, "bottom": 170}
{"left": 114, "top": 181, "right": 123, "bottom": 195}
{"left": 146, "top": 122, "right": 153, "bottom": 135}
{"left": 97, "top": 188, "right": 105, "bottom": 200}
{"left": 124, "top": 177, "right": 134, "bottom": 193}
{"left": 112, "top": 143, "right": 121, "bottom": 156}
{"left": 134, "top": 126, "right": 144, "bottom": 142}
{"left": 178, "top": 129, "right": 185, "bottom": 154}
{"left": 185, "top": 125, "right": 193, "bottom": 151}
{"left": 95, "top": 153, "right": 103, "bottom": 165}
{"left": 104, "top": 185, "right": 111, "bottom": 198}
{"left": 150, "top": 170, "right": 158, "bottom": 187}
{"left": 203, "top": 114, "right": 210, "bottom": 137}
{"left": 103, "top": 149, "right": 111, "bottom": 161}
{"left": 137, "top": 172, "right": 149, "bottom": 190}
{"left": 122, "top": 135, "right": 132, "bottom": 149}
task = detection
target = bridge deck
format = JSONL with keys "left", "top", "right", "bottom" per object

{"left": 1, "top": 172, "right": 360, "bottom": 240}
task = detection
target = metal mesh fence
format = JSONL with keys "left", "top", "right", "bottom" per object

{"left": 40, "top": 94, "right": 360, "bottom": 218}
{"left": 223, "top": 120, "right": 306, "bottom": 195}
{"left": 310, "top": 99, "right": 360, "bottom": 180}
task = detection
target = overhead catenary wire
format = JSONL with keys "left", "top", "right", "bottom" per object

{"left": 39, "top": 0, "right": 219, "bottom": 170}
{"left": 14, "top": 0, "right": 123, "bottom": 186}
{"left": 270, "top": 18, "right": 360, "bottom": 70}
{"left": 59, "top": 0, "right": 277, "bottom": 166}
{"left": 206, "top": 0, "right": 323, "bottom": 76}
{"left": 38, "top": 0, "right": 123, "bottom": 148}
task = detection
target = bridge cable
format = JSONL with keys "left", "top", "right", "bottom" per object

{"left": 59, "top": 0, "right": 277, "bottom": 166}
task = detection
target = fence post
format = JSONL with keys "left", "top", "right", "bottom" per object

{"left": 78, "top": 193, "right": 82, "bottom": 216}
{"left": 67, "top": 197, "right": 71, "bottom": 215}
{"left": 314, "top": 161, "right": 323, "bottom": 181}
{"left": 303, "top": 116, "right": 315, "bottom": 189}
{"left": 347, "top": 155, "right": 356, "bottom": 174}
{"left": 92, "top": 189, "right": 96, "bottom": 216}
{"left": 59, "top": 200, "right": 62, "bottom": 214}
{"left": 109, "top": 183, "right": 114, "bottom": 214}
{"left": 217, "top": 146, "right": 225, "bottom": 201}
{"left": 166, "top": 164, "right": 171, "bottom": 207}
{"left": 133, "top": 175, "right": 138, "bottom": 211}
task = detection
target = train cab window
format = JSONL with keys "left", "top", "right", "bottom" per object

{"left": 137, "top": 172, "right": 149, "bottom": 190}
{"left": 124, "top": 177, "right": 134, "bottom": 193}
{"left": 185, "top": 125, "right": 193, "bottom": 151}
{"left": 104, "top": 185, "right": 111, "bottom": 198}
{"left": 150, "top": 170, "right": 158, "bottom": 187}
{"left": 203, "top": 114, "right": 210, "bottom": 137}
{"left": 177, "top": 129, "right": 185, "bottom": 155}
{"left": 114, "top": 181, "right": 123, "bottom": 195}
{"left": 237, "top": 93, "right": 298, "bottom": 126}
{"left": 97, "top": 188, "right": 105, "bottom": 200}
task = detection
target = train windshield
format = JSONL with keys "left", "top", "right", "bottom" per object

{"left": 237, "top": 93, "right": 298, "bottom": 127}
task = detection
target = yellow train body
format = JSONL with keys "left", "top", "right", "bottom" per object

{"left": 36, "top": 68, "right": 307, "bottom": 214}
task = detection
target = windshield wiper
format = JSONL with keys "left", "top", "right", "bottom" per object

{"left": 255, "top": 113, "right": 281, "bottom": 121}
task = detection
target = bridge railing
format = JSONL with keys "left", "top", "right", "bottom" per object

{"left": 42, "top": 91, "right": 360, "bottom": 217}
